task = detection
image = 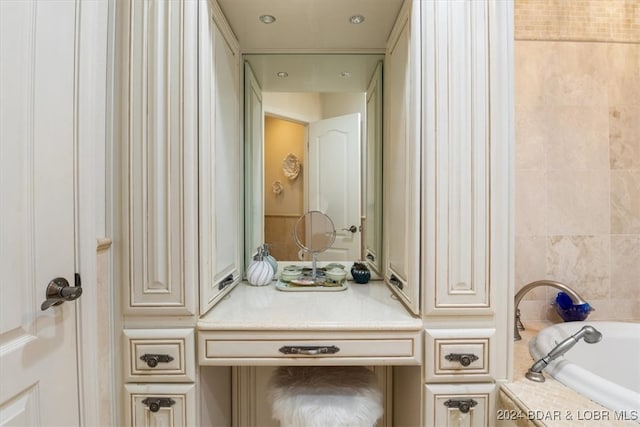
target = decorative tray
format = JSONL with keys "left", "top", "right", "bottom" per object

{"left": 275, "top": 279, "right": 348, "bottom": 292}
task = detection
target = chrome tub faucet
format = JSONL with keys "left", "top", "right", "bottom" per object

{"left": 514, "top": 280, "right": 588, "bottom": 341}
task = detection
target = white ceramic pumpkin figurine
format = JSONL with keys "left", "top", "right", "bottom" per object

{"left": 246, "top": 247, "right": 274, "bottom": 286}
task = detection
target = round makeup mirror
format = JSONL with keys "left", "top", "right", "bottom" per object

{"left": 293, "top": 211, "right": 336, "bottom": 280}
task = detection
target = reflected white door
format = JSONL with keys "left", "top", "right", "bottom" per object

{"left": 0, "top": 1, "right": 79, "bottom": 425}
{"left": 307, "top": 113, "right": 361, "bottom": 261}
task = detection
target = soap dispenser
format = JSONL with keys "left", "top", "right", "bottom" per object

{"left": 246, "top": 247, "right": 275, "bottom": 286}
{"left": 262, "top": 243, "right": 278, "bottom": 274}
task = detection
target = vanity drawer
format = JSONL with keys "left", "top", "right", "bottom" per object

{"left": 424, "top": 383, "right": 495, "bottom": 427}
{"left": 198, "top": 330, "right": 422, "bottom": 366}
{"left": 125, "top": 383, "right": 196, "bottom": 427}
{"left": 124, "top": 328, "right": 195, "bottom": 383}
{"left": 425, "top": 329, "right": 495, "bottom": 382}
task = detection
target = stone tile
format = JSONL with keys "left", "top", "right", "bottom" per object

{"left": 611, "top": 235, "right": 640, "bottom": 300}
{"left": 516, "top": 170, "right": 547, "bottom": 236}
{"left": 518, "top": 300, "right": 554, "bottom": 322}
{"left": 515, "top": 110, "right": 548, "bottom": 170}
{"left": 514, "top": 30, "right": 638, "bottom": 323}
{"left": 514, "top": 41, "right": 555, "bottom": 109}
{"left": 538, "top": 43, "right": 609, "bottom": 108}
{"left": 606, "top": 43, "right": 640, "bottom": 108}
{"left": 515, "top": 236, "right": 547, "bottom": 300}
{"left": 586, "top": 298, "right": 640, "bottom": 321}
{"left": 546, "top": 235, "right": 610, "bottom": 300}
{"left": 609, "top": 105, "right": 640, "bottom": 170}
{"left": 611, "top": 170, "right": 640, "bottom": 234}
{"left": 547, "top": 171, "right": 610, "bottom": 235}
{"left": 515, "top": 0, "right": 640, "bottom": 43}
{"left": 544, "top": 106, "right": 610, "bottom": 171}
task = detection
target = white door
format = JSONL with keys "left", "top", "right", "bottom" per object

{"left": 0, "top": 1, "right": 80, "bottom": 425}
{"left": 307, "top": 113, "right": 361, "bottom": 261}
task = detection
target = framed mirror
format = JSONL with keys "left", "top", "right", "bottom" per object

{"left": 244, "top": 54, "right": 383, "bottom": 273}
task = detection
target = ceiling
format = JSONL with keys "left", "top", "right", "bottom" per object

{"left": 245, "top": 54, "right": 383, "bottom": 92}
{"left": 216, "top": 0, "right": 405, "bottom": 52}
{"left": 217, "top": 0, "right": 403, "bottom": 93}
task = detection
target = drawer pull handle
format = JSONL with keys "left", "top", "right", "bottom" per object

{"left": 218, "top": 273, "right": 234, "bottom": 290}
{"left": 443, "top": 398, "right": 477, "bottom": 414}
{"left": 366, "top": 253, "right": 375, "bottom": 262}
{"left": 444, "top": 353, "right": 479, "bottom": 367}
{"left": 142, "top": 397, "right": 175, "bottom": 413}
{"left": 389, "top": 274, "right": 404, "bottom": 290}
{"left": 140, "top": 353, "right": 174, "bottom": 368}
{"left": 279, "top": 345, "right": 340, "bottom": 355}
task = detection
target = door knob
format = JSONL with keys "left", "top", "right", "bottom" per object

{"left": 41, "top": 276, "right": 82, "bottom": 311}
{"left": 342, "top": 225, "right": 358, "bottom": 233}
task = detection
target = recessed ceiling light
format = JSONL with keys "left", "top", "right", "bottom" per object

{"left": 349, "top": 14, "right": 365, "bottom": 24}
{"left": 276, "top": 71, "right": 288, "bottom": 78}
{"left": 340, "top": 71, "right": 351, "bottom": 78}
{"left": 259, "top": 14, "right": 276, "bottom": 24}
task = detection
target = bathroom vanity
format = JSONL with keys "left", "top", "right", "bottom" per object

{"left": 197, "top": 283, "right": 423, "bottom": 367}
{"left": 114, "top": 0, "right": 513, "bottom": 425}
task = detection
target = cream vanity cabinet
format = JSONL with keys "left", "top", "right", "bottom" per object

{"left": 198, "top": 0, "right": 243, "bottom": 314}
{"left": 420, "top": 1, "right": 513, "bottom": 426}
{"left": 117, "top": 0, "right": 240, "bottom": 317}
{"left": 114, "top": 0, "right": 513, "bottom": 425}
{"left": 117, "top": 0, "right": 199, "bottom": 318}
{"left": 383, "top": 0, "right": 422, "bottom": 316}
{"left": 116, "top": 0, "right": 240, "bottom": 425}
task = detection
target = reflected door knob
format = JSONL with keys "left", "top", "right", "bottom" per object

{"left": 342, "top": 225, "right": 358, "bottom": 233}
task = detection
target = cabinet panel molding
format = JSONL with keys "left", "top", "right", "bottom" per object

{"left": 422, "top": 0, "right": 513, "bottom": 316}
{"left": 119, "top": 0, "right": 197, "bottom": 315}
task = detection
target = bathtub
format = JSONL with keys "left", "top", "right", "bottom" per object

{"left": 529, "top": 321, "right": 640, "bottom": 418}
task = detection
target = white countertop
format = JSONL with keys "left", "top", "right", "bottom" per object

{"left": 197, "top": 281, "right": 422, "bottom": 331}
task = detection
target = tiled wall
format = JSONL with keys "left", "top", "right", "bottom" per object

{"left": 515, "top": 2, "right": 640, "bottom": 321}
{"left": 515, "top": 0, "right": 640, "bottom": 43}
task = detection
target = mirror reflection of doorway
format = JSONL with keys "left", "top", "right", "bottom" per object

{"left": 264, "top": 112, "right": 361, "bottom": 262}
{"left": 264, "top": 116, "right": 306, "bottom": 260}
{"left": 307, "top": 113, "right": 361, "bottom": 261}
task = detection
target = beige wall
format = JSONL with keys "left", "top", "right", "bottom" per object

{"left": 515, "top": 1, "right": 640, "bottom": 321}
{"left": 264, "top": 116, "right": 306, "bottom": 260}
{"left": 320, "top": 92, "right": 366, "bottom": 120}
{"left": 264, "top": 116, "right": 306, "bottom": 216}
{"left": 263, "top": 92, "right": 323, "bottom": 123}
